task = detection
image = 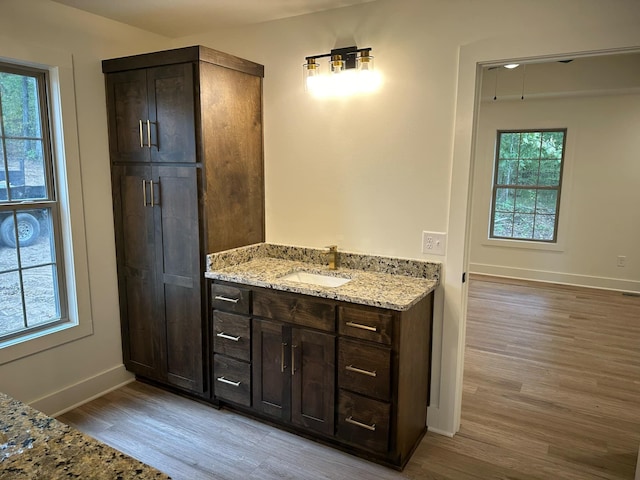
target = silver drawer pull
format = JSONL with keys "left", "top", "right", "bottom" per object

{"left": 216, "top": 332, "right": 241, "bottom": 342}
{"left": 214, "top": 295, "right": 240, "bottom": 304}
{"left": 217, "top": 377, "right": 241, "bottom": 387}
{"left": 345, "top": 321, "right": 378, "bottom": 332}
{"left": 345, "top": 416, "right": 376, "bottom": 432}
{"left": 346, "top": 365, "right": 377, "bottom": 377}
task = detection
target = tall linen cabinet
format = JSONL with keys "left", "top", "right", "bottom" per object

{"left": 102, "top": 46, "right": 264, "bottom": 396}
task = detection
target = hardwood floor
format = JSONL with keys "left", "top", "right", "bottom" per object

{"left": 58, "top": 275, "right": 640, "bottom": 479}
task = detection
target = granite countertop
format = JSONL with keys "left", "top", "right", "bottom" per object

{"left": 0, "top": 392, "right": 170, "bottom": 480}
{"left": 205, "top": 243, "right": 441, "bottom": 311}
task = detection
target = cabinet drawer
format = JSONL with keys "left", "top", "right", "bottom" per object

{"left": 213, "top": 311, "right": 251, "bottom": 362}
{"left": 338, "top": 338, "right": 391, "bottom": 401}
{"left": 213, "top": 355, "right": 251, "bottom": 407}
{"left": 211, "top": 283, "right": 250, "bottom": 314}
{"left": 337, "top": 390, "right": 390, "bottom": 454}
{"left": 338, "top": 306, "right": 393, "bottom": 345}
{"left": 253, "top": 289, "right": 335, "bottom": 332}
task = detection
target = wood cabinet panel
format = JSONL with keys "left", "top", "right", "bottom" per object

{"left": 213, "top": 354, "right": 251, "bottom": 406}
{"left": 291, "top": 328, "right": 335, "bottom": 436}
{"left": 146, "top": 64, "right": 195, "bottom": 163}
{"left": 252, "top": 318, "right": 291, "bottom": 420}
{"left": 112, "top": 165, "right": 161, "bottom": 379}
{"left": 213, "top": 311, "right": 251, "bottom": 362}
{"left": 105, "top": 70, "right": 149, "bottom": 163}
{"left": 201, "top": 62, "right": 264, "bottom": 252}
{"left": 338, "top": 338, "right": 391, "bottom": 402}
{"left": 211, "top": 283, "right": 251, "bottom": 314}
{"left": 253, "top": 288, "right": 335, "bottom": 332}
{"left": 338, "top": 306, "right": 393, "bottom": 345}
{"left": 337, "top": 390, "right": 390, "bottom": 454}
{"left": 156, "top": 166, "right": 203, "bottom": 393}
{"left": 105, "top": 64, "right": 195, "bottom": 164}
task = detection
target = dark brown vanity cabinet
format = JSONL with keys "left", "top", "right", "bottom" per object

{"left": 104, "top": 64, "right": 195, "bottom": 164}
{"left": 111, "top": 164, "right": 201, "bottom": 391}
{"left": 211, "top": 283, "right": 253, "bottom": 406}
{"left": 210, "top": 280, "right": 434, "bottom": 469}
{"left": 104, "top": 46, "right": 264, "bottom": 396}
{"left": 252, "top": 318, "right": 335, "bottom": 436}
{"left": 246, "top": 287, "right": 336, "bottom": 436}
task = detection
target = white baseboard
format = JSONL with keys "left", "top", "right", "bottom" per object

{"left": 30, "top": 364, "right": 134, "bottom": 417}
{"left": 427, "top": 405, "right": 457, "bottom": 437}
{"left": 427, "top": 426, "right": 455, "bottom": 437}
{"left": 469, "top": 263, "right": 640, "bottom": 294}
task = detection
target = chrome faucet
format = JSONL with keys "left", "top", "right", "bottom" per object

{"left": 325, "top": 245, "right": 338, "bottom": 270}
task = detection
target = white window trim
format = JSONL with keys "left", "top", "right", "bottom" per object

{"left": 481, "top": 128, "right": 575, "bottom": 254}
{"left": 0, "top": 40, "right": 93, "bottom": 364}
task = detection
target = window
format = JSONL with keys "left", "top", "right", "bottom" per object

{"left": 0, "top": 63, "right": 67, "bottom": 342}
{"left": 490, "top": 129, "right": 566, "bottom": 242}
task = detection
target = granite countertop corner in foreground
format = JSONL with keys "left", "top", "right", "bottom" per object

{"left": 0, "top": 392, "right": 170, "bottom": 480}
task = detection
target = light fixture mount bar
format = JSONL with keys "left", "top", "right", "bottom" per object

{"left": 305, "top": 46, "right": 372, "bottom": 70}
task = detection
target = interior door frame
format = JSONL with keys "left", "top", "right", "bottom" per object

{"left": 439, "top": 28, "right": 640, "bottom": 436}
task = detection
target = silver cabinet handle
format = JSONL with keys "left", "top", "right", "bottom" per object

{"left": 346, "top": 365, "right": 377, "bottom": 377}
{"left": 142, "top": 180, "right": 147, "bottom": 206}
{"left": 345, "top": 416, "right": 376, "bottom": 432}
{"left": 345, "top": 321, "right": 378, "bottom": 332}
{"left": 139, "top": 120, "right": 144, "bottom": 148}
{"left": 291, "top": 344, "right": 297, "bottom": 376}
{"left": 216, "top": 332, "right": 241, "bottom": 342}
{"left": 281, "top": 342, "right": 287, "bottom": 373}
{"left": 149, "top": 180, "right": 155, "bottom": 207}
{"left": 216, "top": 377, "right": 241, "bottom": 387}
{"left": 146, "top": 119, "right": 151, "bottom": 148}
{"left": 214, "top": 295, "right": 240, "bottom": 304}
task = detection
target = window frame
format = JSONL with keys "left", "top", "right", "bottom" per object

{"left": 489, "top": 128, "right": 567, "bottom": 243}
{"left": 0, "top": 62, "right": 69, "bottom": 341}
{"left": 0, "top": 44, "right": 93, "bottom": 364}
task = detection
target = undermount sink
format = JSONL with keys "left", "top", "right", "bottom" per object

{"left": 278, "top": 270, "right": 351, "bottom": 288}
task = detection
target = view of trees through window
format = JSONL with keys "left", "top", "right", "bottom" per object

{"left": 490, "top": 129, "right": 566, "bottom": 242}
{"left": 0, "top": 63, "right": 65, "bottom": 340}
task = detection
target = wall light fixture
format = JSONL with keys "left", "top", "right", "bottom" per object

{"left": 303, "top": 46, "right": 381, "bottom": 97}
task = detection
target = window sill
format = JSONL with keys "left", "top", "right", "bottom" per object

{"left": 0, "top": 319, "right": 93, "bottom": 365}
{"left": 482, "top": 238, "right": 565, "bottom": 252}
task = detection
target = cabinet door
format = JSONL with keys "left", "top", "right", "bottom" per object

{"left": 147, "top": 64, "right": 196, "bottom": 163}
{"left": 252, "top": 319, "right": 291, "bottom": 420}
{"left": 153, "top": 165, "right": 204, "bottom": 393}
{"left": 105, "top": 70, "right": 150, "bottom": 163}
{"left": 105, "top": 64, "right": 195, "bottom": 164}
{"left": 111, "top": 165, "right": 161, "bottom": 378}
{"left": 291, "top": 328, "right": 335, "bottom": 436}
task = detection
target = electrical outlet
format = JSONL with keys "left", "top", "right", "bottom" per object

{"left": 617, "top": 255, "right": 626, "bottom": 267}
{"left": 422, "top": 231, "right": 446, "bottom": 256}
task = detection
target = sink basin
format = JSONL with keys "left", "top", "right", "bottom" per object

{"left": 278, "top": 271, "right": 351, "bottom": 288}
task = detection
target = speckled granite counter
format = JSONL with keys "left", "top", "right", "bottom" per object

{"left": 205, "top": 243, "right": 440, "bottom": 311}
{"left": 0, "top": 392, "right": 170, "bottom": 479}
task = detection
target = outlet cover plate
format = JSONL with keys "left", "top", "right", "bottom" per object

{"left": 422, "top": 231, "right": 446, "bottom": 256}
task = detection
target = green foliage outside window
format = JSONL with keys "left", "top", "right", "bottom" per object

{"left": 491, "top": 130, "right": 566, "bottom": 242}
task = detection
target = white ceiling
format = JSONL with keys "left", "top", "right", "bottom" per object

{"left": 50, "top": 0, "right": 377, "bottom": 38}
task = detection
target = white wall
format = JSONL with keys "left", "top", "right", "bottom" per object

{"left": 470, "top": 91, "right": 640, "bottom": 292}
{"left": 0, "top": 0, "right": 171, "bottom": 414}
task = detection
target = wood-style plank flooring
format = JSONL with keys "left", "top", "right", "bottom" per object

{"left": 59, "top": 275, "right": 640, "bottom": 479}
